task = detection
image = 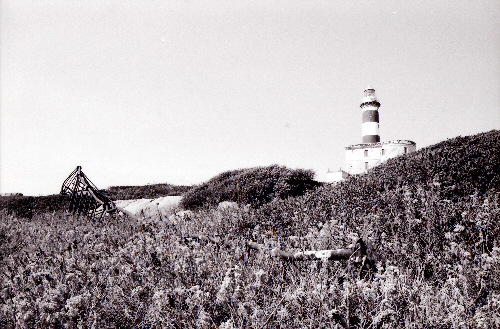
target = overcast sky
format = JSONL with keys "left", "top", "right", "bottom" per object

{"left": 1, "top": 0, "right": 499, "bottom": 196}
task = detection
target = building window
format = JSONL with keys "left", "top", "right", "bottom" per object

{"left": 364, "top": 150, "right": 368, "bottom": 157}
{"left": 404, "top": 147, "right": 408, "bottom": 154}
{"left": 365, "top": 162, "right": 368, "bottom": 170}
{"left": 381, "top": 149, "right": 385, "bottom": 156}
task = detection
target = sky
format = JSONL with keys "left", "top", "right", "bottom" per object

{"left": 1, "top": 0, "right": 499, "bottom": 196}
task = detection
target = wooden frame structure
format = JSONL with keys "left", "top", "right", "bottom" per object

{"left": 61, "top": 166, "right": 116, "bottom": 219}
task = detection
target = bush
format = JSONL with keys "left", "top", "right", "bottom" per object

{"left": 0, "top": 194, "right": 69, "bottom": 219}
{"left": 104, "top": 183, "right": 191, "bottom": 200}
{"left": 180, "top": 165, "right": 321, "bottom": 209}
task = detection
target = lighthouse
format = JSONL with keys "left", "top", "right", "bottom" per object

{"left": 326, "top": 86, "right": 417, "bottom": 183}
{"left": 361, "top": 86, "right": 380, "bottom": 143}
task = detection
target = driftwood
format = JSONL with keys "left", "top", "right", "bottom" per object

{"left": 246, "top": 238, "right": 368, "bottom": 262}
{"left": 184, "top": 234, "right": 360, "bottom": 261}
{"left": 248, "top": 238, "right": 375, "bottom": 279}
{"left": 185, "top": 234, "right": 222, "bottom": 245}
{"left": 185, "top": 233, "right": 373, "bottom": 272}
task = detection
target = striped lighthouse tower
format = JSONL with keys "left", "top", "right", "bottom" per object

{"left": 360, "top": 86, "right": 380, "bottom": 143}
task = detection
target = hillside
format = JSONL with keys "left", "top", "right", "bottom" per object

{"left": 0, "top": 182, "right": 190, "bottom": 219}
{"left": 253, "top": 130, "right": 500, "bottom": 265}
{"left": 105, "top": 183, "right": 191, "bottom": 200}
{"left": 0, "top": 194, "right": 69, "bottom": 219}
{"left": 0, "top": 130, "right": 499, "bottom": 328}
{"left": 181, "top": 165, "right": 321, "bottom": 209}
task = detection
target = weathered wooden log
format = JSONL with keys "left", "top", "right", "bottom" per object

{"left": 186, "top": 234, "right": 220, "bottom": 244}
{"left": 185, "top": 234, "right": 374, "bottom": 274}
{"left": 271, "top": 248, "right": 354, "bottom": 261}
{"left": 246, "top": 241, "right": 266, "bottom": 251}
{"left": 185, "top": 234, "right": 234, "bottom": 248}
{"left": 246, "top": 239, "right": 367, "bottom": 261}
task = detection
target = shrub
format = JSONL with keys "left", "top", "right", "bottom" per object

{"left": 180, "top": 165, "right": 321, "bottom": 209}
{"left": 0, "top": 194, "right": 69, "bottom": 219}
{"left": 104, "top": 183, "right": 191, "bottom": 200}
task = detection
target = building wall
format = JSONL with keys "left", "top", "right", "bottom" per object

{"left": 325, "top": 170, "right": 349, "bottom": 183}
{"left": 345, "top": 140, "right": 416, "bottom": 175}
{"left": 345, "top": 145, "right": 382, "bottom": 175}
{"left": 380, "top": 141, "right": 417, "bottom": 163}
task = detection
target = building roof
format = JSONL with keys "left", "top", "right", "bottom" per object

{"left": 345, "top": 140, "right": 416, "bottom": 150}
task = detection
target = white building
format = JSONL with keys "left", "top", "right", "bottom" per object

{"left": 326, "top": 87, "right": 416, "bottom": 183}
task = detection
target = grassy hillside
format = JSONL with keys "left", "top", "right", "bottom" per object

{"left": 181, "top": 165, "right": 321, "bottom": 209}
{"left": 104, "top": 183, "right": 191, "bottom": 200}
{"left": 0, "top": 183, "right": 191, "bottom": 219}
{"left": 0, "top": 194, "right": 69, "bottom": 219}
{"left": 0, "top": 130, "right": 499, "bottom": 328}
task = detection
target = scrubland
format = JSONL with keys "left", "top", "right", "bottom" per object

{"left": 1, "top": 130, "right": 499, "bottom": 328}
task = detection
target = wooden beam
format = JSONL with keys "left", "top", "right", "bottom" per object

{"left": 246, "top": 239, "right": 366, "bottom": 261}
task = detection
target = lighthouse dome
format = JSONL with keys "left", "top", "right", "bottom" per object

{"left": 362, "top": 86, "right": 378, "bottom": 103}
{"left": 362, "top": 96, "right": 378, "bottom": 103}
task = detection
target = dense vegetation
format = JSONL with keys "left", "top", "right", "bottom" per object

{"left": 0, "top": 130, "right": 499, "bottom": 328}
{"left": 105, "top": 183, "right": 191, "bottom": 200}
{"left": 181, "top": 165, "right": 321, "bottom": 209}
{"left": 0, "top": 194, "right": 69, "bottom": 219}
{"left": 0, "top": 183, "right": 190, "bottom": 219}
